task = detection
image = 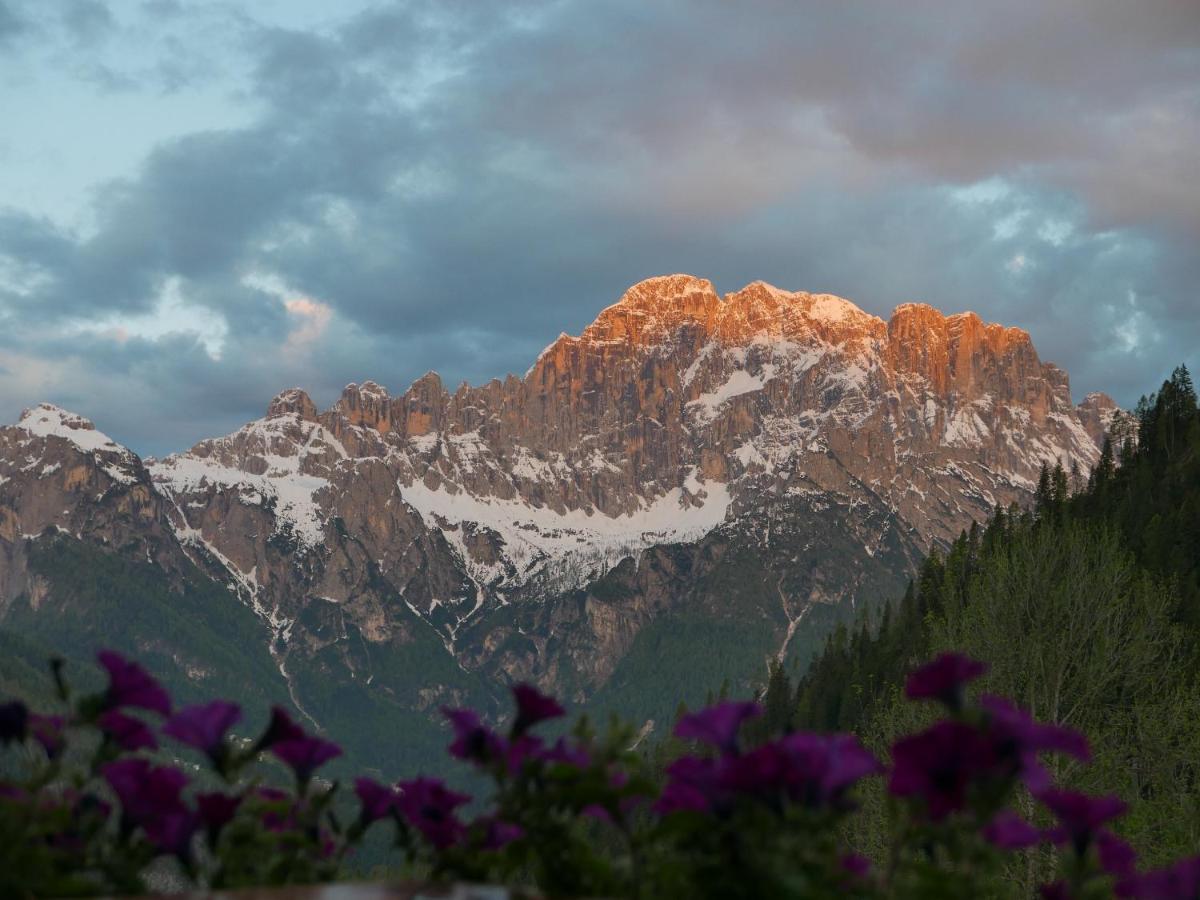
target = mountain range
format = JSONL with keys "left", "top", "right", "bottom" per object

{"left": 0, "top": 274, "right": 1122, "bottom": 773}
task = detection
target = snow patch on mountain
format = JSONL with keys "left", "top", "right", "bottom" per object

{"left": 398, "top": 470, "right": 732, "bottom": 592}
{"left": 18, "top": 404, "right": 130, "bottom": 456}
{"left": 688, "top": 365, "right": 777, "bottom": 423}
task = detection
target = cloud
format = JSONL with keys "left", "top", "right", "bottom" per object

{"left": 0, "top": 0, "right": 1196, "bottom": 453}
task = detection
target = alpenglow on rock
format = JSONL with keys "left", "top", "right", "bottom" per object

{"left": 0, "top": 276, "right": 1123, "bottom": 754}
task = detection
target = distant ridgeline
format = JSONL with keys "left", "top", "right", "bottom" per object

{"left": 754, "top": 365, "right": 1200, "bottom": 865}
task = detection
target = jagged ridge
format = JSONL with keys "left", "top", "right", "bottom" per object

{"left": 0, "top": 275, "right": 1125, "bottom": 718}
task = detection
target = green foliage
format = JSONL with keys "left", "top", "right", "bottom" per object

{"left": 3, "top": 536, "right": 286, "bottom": 720}
{"left": 792, "top": 363, "right": 1200, "bottom": 868}
{"left": 590, "top": 614, "right": 774, "bottom": 731}
{"left": 0, "top": 534, "right": 495, "bottom": 781}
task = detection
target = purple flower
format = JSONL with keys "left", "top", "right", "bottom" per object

{"left": 888, "top": 720, "right": 989, "bottom": 820}
{"left": 0, "top": 701, "right": 28, "bottom": 744}
{"left": 102, "top": 758, "right": 189, "bottom": 818}
{"left": 841, "top": 853, "right": 871, "bottom": 879}
{"left": 905, "top": 653, "right": 988, "bottom": 709}
{"left": 271, "top": 735, "right": 342, "bottom": 783}
{"left": 443, "top": 707, "right": 504, "bottom": 765}
{"left": 396, "top": 777, "right": 471, "bottom": 850}
{"left": 354, "top": 777, "right": 400, "bottom": 824}
{"left": 1039, "top": 882, "right": 1071, "bottom": 900}
{"left": 97, "top": 650, "right": 171, "bottom": 716}
{"left": 249, "top": 786, "right": 297, "bottom": 832}
{"left": 581, "top": 803, "right": 614, "bottom": 823}
{"left": 144, "top": 810, "right": 199, "bottom": 860}
{"left": 504, "top": 734, "right": 547, "bottom": 775}
{"left": 196, "top": 791, "right": 242, "bottom": 840}
{"left": 510, "top": 683, "right": 565, "bottom": 736}
{"left": 778, "top": 733, "right": 882, "bottom": 807}
{"left": 713, "top": 732, "right": 880, "bottom": 812}
{"left": 982, "top": 810, "right": 1043, "bottom": 849}
{"left": 98, "top": 709, "right": 158, "bottom": 752}
{"left": 1122, "top": 856, "right": 1200, "bottom": 900}
{"left": 1040, "top": 790, "right": 1127, "bottom": 854}
{"left": 1096, "top": 830, "right": 1137, "bottom": 878}
{"left": 102, "top": 758, "right": 191, "bottom": 844}
{"left": 980, "top": 695, "right": 1089, "bottom": 792}
{"left": 0, "top": 782, "right": 28, "bottom": 803}
{"left": 256, "top": 706, "right": 306, "bottom": 750}
{"left": 674, "top": 702, "right": 762, "bottom": 755}
{"left": 28, "top": 714, "right": 66, "bottom": 759}
{"left": 476, "top": 815, "right": 525, "bottom": 850}
{"left": 319, "top": 829, "right": 339, "bottom": 860}
{"left": 163, "top": 701, "right": 242, "bottom": 760}
{"left": 655, "top": 755, "right": 722, "bottom": 815}
{"left": 540, "top": 736, "right": 591, "bottom": 769}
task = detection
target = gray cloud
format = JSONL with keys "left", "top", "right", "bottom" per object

{"left": 0, "top": 0, "right": 1196, "bottom": 454}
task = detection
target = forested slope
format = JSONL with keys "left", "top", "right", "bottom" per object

{"left": 770, "top": 366, "right": 1200, "bottom": 864}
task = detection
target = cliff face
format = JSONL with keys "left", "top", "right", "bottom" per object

{"left": 0, "top": 404, "right": 186, "bottom": 612}
{"left": 0, "top": 275, "right": 1117, "bottom": 719}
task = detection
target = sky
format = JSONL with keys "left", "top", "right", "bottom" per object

{"left": 0, "top": 0, "right": 1197, "bottom": 456}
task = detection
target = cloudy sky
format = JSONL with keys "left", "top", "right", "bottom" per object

{"left": 1, "top": 0, "right": 1197, "bottom": 455}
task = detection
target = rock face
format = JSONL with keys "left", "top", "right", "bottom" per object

{"left": 0, "top": 404, "right": 185, "bottom": 611}
{"left": 0, "top": 276, "right": 1117, "bottom": 724}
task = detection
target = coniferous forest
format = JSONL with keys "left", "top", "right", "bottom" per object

{"left": 764, "top": 366, "right": 1200, "bottom": 867}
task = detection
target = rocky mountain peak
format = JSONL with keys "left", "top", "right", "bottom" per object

{"left": 1076, "top": 391, "right": 1125, "bottom": 446}
{"left": 581, "top": 274, "right": 721, "bottom": 347}
{"left": 0, "top": 274, "right": 1128, "bottom": 743}
{"left": 17, "top": 403, "right": 130, "bottom": 457}
{"left": 267, "top": 389, "right": 318, "bottom": 421}
{"left": 336, "top": 381, "right": 394, "bottom": 434}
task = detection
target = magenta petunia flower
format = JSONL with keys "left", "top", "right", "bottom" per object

{"left": 581, "top": 803, "right": 614, "bottom": 823}
{"left": 510, "top": 683, "right": 565, "bottom": 736}
{"left": 717, "top": 742, "right": 789, "bottom": 797}
{"left": 27, "top": 714, "right": 66, "bottom": 759}
{"left": 1096, "top": 830, "right": 1137, "bottom": 878}
{"left": 354, "top": 777, "right": 400, "bottom": 824}
{"left": 443, "top": 707, "right": 504, "bottom": 765}
{"left": 540, "top": 736, "right": 591, "bottom": 769}
{"left": 1040, "top": 789, "right": 1127, "bottom": 854}
{"left": 982, "top": 810, "right": 1043, "bottom": 849}
{"left": 780, "top": 732, "right": 882, "bottom": 807}
{"left": 196, "top": 791, "right": 242, "bottom": 839}
{"left": 396, "top": 777, "right": 471, "bottom": 850}
{"left": 144, "top": 810, "right": 199, "bottom": 860}
{"left": 1121, "top": 855, "right": 1200, "bottom": 900}
{"left": 841, "top": 853, "right": 871, "bottom": 878}
{"left": 98, "top": 709, "right": 158, "bottom": 752}
{"left": 102, "top": 757, "right": 191, "bottom": 844}
{"left": 97, "top": 650, "right": 171, "bottom": 716}
{"left": 477, "top": 816, "right": 524, "bottom": 850}
{"left": 0, "top": 701, "right": 28, "bottom": 744}
{"left": 655, "top": 755, "right": 722, "bottom": 815}
{"left": 888, "top": 720, "right": 990, "bottom": 820}
{"left": 905, "top": 653, "right": 988, "bottom": 709}
{"left": 163, "top": 701, "right": 242, "bottom": 759}
{"left": 503, "top": 734, "right": 545, "bottom": 775}
{"left": 674, "top": 701, "right": 762, "bottom": 755}
{"left": 714, "top": 732, "right": 880, "bottom": 811}
{"left": 256, "top": 706, "right": 307, "bottom": 750}
{"left": 255, "top": 786, "right": 290, "bottom": 804}
{"left": 271, "top": 734, "right": 342, "bottom": 782}
{"left": 980, "top": 695, "right": 1089, "bottom": 792}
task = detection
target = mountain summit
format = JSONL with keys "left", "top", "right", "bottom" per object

{"left": 0, "top": 276, "right": 1122, "bottom": 765}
